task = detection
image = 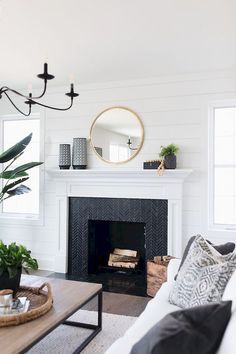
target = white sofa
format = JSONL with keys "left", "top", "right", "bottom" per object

{"left": 106, "top": 258, "right": 236, "bottom": 354}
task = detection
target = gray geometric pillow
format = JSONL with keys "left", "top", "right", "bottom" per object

{"left": 169, "top": 235, "right": 236, "bottom": 308}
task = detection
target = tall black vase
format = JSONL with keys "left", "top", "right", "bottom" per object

{"left": 164, "top": 154, "right": 176, "bottom": 169}
{"left": 0, "top": 267, "right": 22, "bottom": 296}
{"left": 72, "top": 138, "right": 87, "bottom": 169}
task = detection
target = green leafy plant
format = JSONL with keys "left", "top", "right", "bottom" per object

{"left": 0, "top": 133, "right": 43, "bottom": 203}
{"left": 159, "top": 144, "right": 179, "bottom": 158}
{"left": 0, "top": 241, "right": 38, "bottom": 278}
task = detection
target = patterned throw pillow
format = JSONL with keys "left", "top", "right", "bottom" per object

{"left": 176, "top": 235, "right": 235, "bottom": 277}
{"left": 169, "top": 235, "right": 236, "bottom": 308}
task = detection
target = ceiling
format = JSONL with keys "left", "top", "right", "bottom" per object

{"left": 0, "top": 0, "right": 236, "bottom": 88}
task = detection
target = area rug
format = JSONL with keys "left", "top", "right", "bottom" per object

{"left": 27, "top": 310, "right": 137, "bottom": 354}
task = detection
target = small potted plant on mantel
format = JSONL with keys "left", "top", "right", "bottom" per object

{"left": 0, "top": 133, "right": 43, "bottom": 294}
{"left": 159, "top": 144, "right": 179, "bottom": 169}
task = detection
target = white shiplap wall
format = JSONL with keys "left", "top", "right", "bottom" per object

{"left": 1, "top": 71, "right": 236, "bottom": 270}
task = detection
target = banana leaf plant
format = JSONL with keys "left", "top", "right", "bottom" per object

{"left": 0, "top": 133, "right": 43, "bottom": 204}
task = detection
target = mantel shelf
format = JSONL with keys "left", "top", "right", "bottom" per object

{"left": 46, "top": 168, "right": 193, "bottom": 182}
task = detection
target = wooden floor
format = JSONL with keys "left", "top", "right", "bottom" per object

{"left": 85, "top": 291, "right": 150, "bottom": 316}
{"left": 30, "top": 269, "right": 150, "bottom": 317}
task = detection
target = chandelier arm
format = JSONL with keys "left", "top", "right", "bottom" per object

{"left": 0, "top": 86, "right": 9, "bottom": 95}
{"left": 0, "top": 80, "right": 47, "bottom": 100}
{"left": 30, "top": 80, "right": 47, "bottom": 99}
{"left": 3, "top": 92, "right": 32, "bottom": 117}
{"left": 28, "top": 98, "right": 73, "bottom": 111}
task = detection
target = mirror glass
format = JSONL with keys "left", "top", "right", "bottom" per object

{"left": 90, "top": 107, "right": 144, "bottom": 164}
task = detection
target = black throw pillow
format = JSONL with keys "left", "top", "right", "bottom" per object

{"left": 130, "top": 301, "right": 232, "bottom": 354}
{"left": 207, "top": 240, "right": 235, "bottom": 255}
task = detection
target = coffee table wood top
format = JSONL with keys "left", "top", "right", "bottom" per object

{"left": 0, "top": 275, "right": 102, "bottom": 354}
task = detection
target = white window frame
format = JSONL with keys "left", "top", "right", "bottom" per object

{"left": 109, "top": 143, "right": 130, "bottom": 162}
{"left": 208, "top": 100, "right": 236, "bottom": 231}
{"left": 0, "top": 112, "right": 45, "bottom": 226}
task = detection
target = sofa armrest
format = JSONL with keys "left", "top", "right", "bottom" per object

{"left": 167, "top": 258, "right": 181, "bottom": 282}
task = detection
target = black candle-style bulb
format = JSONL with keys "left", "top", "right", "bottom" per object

{"left": 44, "top": 63, "right": 48, "bottom": 74}
{"left": 25, "top": 93, "right": 35, "bottom": 105}
{"left": 38, "top": 62, "right": 55, "bottom": 81}
{"left": 66, "top": 83, "right": 79, "bottom": 98}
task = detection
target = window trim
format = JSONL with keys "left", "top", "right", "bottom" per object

{"left": 208, "top": 100, "right": 236, "bottom": 231}
{"left": 0, "top": 112, "right": 45, "bottom": 226}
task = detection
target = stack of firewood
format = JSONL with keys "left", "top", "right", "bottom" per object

{"left": 108, "top": 248, "right": 139, "bottom": 269}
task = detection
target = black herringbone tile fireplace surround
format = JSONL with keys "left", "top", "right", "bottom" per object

{"left": 68, "top": 197, "right": 168, "bottom": 296}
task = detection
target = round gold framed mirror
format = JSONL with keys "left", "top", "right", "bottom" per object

{"left": 90, "top": 106, "right": 144, "bottom": 164}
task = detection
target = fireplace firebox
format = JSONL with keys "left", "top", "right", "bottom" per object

{"left": 88, "top": 220, "right": 146, "bottom": 273}
{"left": 68, "top": 197, "right": 168, "bottom": 296}
{"left": 87, "top": 220, "right": 147, "bottom": 295}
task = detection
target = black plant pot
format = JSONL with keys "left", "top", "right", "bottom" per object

{"left": 0, "top": 267, "right": 22, "bottom": 296}
{"left": 164, "top": 154, "right": 177, "bottom": 169}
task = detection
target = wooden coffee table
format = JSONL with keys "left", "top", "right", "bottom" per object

{"left": 0, "top": 275, "right": 102, "bottom": 354}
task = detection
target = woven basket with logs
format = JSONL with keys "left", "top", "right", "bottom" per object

{"left": 147, "top": 256, "right": 174, "bottom": 297}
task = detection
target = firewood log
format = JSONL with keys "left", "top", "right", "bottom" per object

{"left": 113, "top": 248, "right": 137, "bottom": 257}
{"left": 108, "top": 260, "right": 137, "bottom": 268}
{"left": 109, "top": 253, "right": 139, "bottom": 263}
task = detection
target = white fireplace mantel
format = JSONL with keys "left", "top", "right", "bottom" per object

{"left": 46, "top": 169, "right": 192, "bottom": 273}
{"left": 47, "top": 168, "right": 192, "bottom": 182}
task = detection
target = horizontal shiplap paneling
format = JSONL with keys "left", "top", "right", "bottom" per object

{"left": 1, "top": 72, "right": 236, "bottom": 269}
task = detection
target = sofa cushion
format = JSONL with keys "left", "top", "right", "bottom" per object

{"left": 217, "top": 309, "right": 236, "bottom": 354}
{"left": 222, "top": 269, "right": 236, "bottom": 311}
{"left": 169, "top": 235, "right": 236, "bottom": 308}
{"left": 130, "top": 301, "right": 232, "bottom": 354}
{"left": 105, "top": 282, "right": 179, "bottom": 354}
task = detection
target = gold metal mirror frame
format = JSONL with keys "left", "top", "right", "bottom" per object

{"left": 90, "top": 106, "right": 144, "bottom": 164}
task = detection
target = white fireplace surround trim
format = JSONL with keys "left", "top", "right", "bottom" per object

{"left": 47, "top": 169, "right": 192, "bottom": 273}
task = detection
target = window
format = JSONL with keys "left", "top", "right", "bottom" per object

{"left": 109, "top": 144, "right": 130, "bottom": 162}
{"left": 0, "top": 116, "right": 41, "bottom": 217}
{"left": 209, "top": 104, "right": 236, "bottom": 229}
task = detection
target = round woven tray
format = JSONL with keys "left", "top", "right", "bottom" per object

{"left": 0, "top": 282, "right": 53, "bottom": 327}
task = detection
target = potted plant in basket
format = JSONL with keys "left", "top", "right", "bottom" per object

{"left": 159, "top": 144, "right": 179, "bottom": 169}
{"left": 0, "top": 133, "right": 43, "bottom": 293}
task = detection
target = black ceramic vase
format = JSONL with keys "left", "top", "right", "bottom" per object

{"left": 72, "top": 138, "right": 87, "bottom": 169}
{"left": 0, "top": 267, "right": 22, "bottom": 296}
{"left": 164, "top": 154, "right": 176, "bottom": 169}
{"left": 59, "top": 144, "right": 71, "bottom": 169}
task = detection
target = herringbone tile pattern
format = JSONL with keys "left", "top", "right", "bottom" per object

{"left": 68, "top": 197, "right": 168, "bottom": 277}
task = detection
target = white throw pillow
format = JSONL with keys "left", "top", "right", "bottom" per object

{"left": 169, "top": 235, "right": 236, "bottom": 308}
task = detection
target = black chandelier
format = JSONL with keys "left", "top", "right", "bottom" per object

{"left": 0, "top": 63, "right": 79, "bottom": 116}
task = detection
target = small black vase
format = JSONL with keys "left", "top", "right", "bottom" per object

{"left": 59, "top": 144, "right": 71, "bottom": 170}
{"left": 0, "top": 267, "right": 22, "bottom": 296}
{"left": 164, "top": 154, "right": 176, "bottom": 169}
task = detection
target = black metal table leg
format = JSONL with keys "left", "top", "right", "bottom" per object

{"left": 63, "top": 289, "right": 103, "bottom": 354}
